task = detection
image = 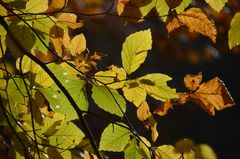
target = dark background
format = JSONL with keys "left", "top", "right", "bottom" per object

{"left": 69, "top": 0, "right": 240, "bottom": 158}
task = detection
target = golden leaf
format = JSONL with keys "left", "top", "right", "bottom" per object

{"left": 57, "top": 13, "right": 83, "bottom": 29}
{"left": 189, "top": 77, "right": 235, "bottom": 115}
{"left": 70, "top": 34, "right": 86, "bottom": 56}
{"left": 154, "top": 100, "right": 173, "bottom": 116}
{"left": 167, "top": 8, "right": 217, "bottom": 42}
{"left": 137, "top": 101, "right": 150, "bottom": 121}
{"left": 184, "top": 72, "right": 202, "bottom": 91}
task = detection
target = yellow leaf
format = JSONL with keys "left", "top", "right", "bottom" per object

{"left": 122, "top": 80, "right": 146, "bottom": 107}
{"left": 0, "top": 25, "right": 6, "bottom": 59}
{"left": 84, "top": 150, "right": 98, "bottom": 159}
{"left": 70, "top": 34, "right": 86, "bottom": 56}
{"left": 0, "top": 69, "right": 6, "bottom": 90}
{"left": 57, "top": 13, "right": 83, "bottom": 29}
{"left": 205, "top": 0, "right": 228, "bottom": 12}
{"left": 155, "top": 145, "right": 181, "bottom": 159}
{"left": 49, "top": 0, "right": 68, "bottom": 11}
{"left": 25, "top": 0, "right": 48, "bottom": 13}
{"left": 167, "top": 8, "right": 217, "bottom": 42}
{"left": 228, "top": 12, "right": 240, "bottom": 49}
{"left": 137, "top": 101, "right": 150, "bottom": 121}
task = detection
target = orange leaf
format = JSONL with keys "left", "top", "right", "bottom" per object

{"left": 189, "top": 77, "right": 235, "bottom": 115}
{"left": 167, "top": 8, "right": 217, "bottom": 42}
{"left": 154, "top": 100, "right": 173, "bottom": 116}
{"left": 57, "top": 13, "right": 83, "bottom": 29}
{"left": 184, "top": 72, "right": 202, "bottom": 91}
{"left": 137, "top": 101, "right": 150, "bottom": 121}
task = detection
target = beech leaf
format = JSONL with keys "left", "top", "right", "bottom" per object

{"left": 184, "top": 72, "right": 202, "bottom": 91}
{"left": 0, "top": 25, "right": 6, "bottom": 59}
{"left": 167, "top": 8, "right": 217, "bottom": 42}
{"left": 58, "top": 13, "right": 83, "bottom": 29}
{"left": 121, "top": 29, "right": 152, "bottom": 74}
{"left": 205, "top": 0, "right": 228, "bottom": 12}
{"left": 25, "top": 0, "right": 48, "bottom": 13}
{"left": 70, "top": 34, "right": 86, "bottom": 56}
{"left": 228, "top": 12, "right": 240, "bottom": 49}
{"left": 155, "top": 145, "right": 181, "bottom": 159}
{"left": 137, "top": 101, "right": 150, "bottom": 121}
{"left": 99, "top": 123, "right": 131, "bottom": 152}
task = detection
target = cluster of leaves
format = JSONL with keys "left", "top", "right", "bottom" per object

{"left": 0, "top": 0, "right": 238, "bottom": 159}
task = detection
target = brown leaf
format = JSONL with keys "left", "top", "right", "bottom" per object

{"left": 57, "top": 13, "right": 83, "bottom": 29}
{"left": 137, "top": 101, "right": 150, "bottom": 121}
{"left": 48, "top": 0, "right": 68, "bottom": 11}
{"left": 167, "top": 8, "right": 217, "bottom": 42}
{"left": 189, "top": 77, "right": 235, "bottom": 115}
{"left": 154, "top": 100, "right": 173, "bottom": 116}
{"left": 166, "top": 0, "right": 183, "bottom": 9}
{"left": 184, "top": 72, "right": 202, "bottom": 91}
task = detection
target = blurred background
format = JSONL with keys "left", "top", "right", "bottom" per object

{"left": 66, "top": 0, "right": 240, "bottom": 158}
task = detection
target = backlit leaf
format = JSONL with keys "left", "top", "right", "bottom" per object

{"left": 0, "top": 69, "right": 6, "bottom": 90}
{"left": 156, "top": 0, "right": 191, "bottom": 21}
{"left": 0, "top": 24, "right": 6, "bottom": 59}
{"left": 184, "top": 72, "right": 202, "bottom": 91}
{"left": 167, "top": 8, "right": 217, "bottom": 42}
{"left": 124, "top": 137, "right": 143, "bottom": 159}
{"left": 25, "top": 0, "right": 48, "bottom": 13}
{"left": 154, "top": 100, "right": 173, "bottom": 116}
{"left": 0, "top": 5, "right": 7, "bottom": 16}
{"left": 195, "top": 144, "right": 217, "bottom": 159}
{"left": 84, "top": 150, "right": 98, "bottom": 159}
{"left": 58, "top": 13, "right": 83, "bottom": 29}
{"left": 49, "top": 121, "right": 85, "bottom": 149}
{"left": 137, "top": 101, "right": 150, "bottom": 121}
{"left": 205, "top": 0, "right": 228, "bottom": 12}
{"left": 92, "top": 85, "right": 126, "bottom": 117}
{"left": 189, "top": 77, "right": 235, "bottom": 115}
{"left": 49, "top": 0, "right": 68, "bottom": 11}
{"left": 99, "top": 123, "right": 131, "bottom": 152}
{"left": 122, "top": 80, "right": 146, "bottom": 107}
{"left": 228, "top": 12, "right": 240, "bottom": 49}
{"left": 139, "top": 73, "right": 178, "bottom": 101}
{"left": 70, "top": 34, "right": 86, "bottom": 56}
{"left": 121, "top": 29, "right": 152, "bottom": 74}
{"left": 155, "top": 145, "right": 181, "bottom": 159}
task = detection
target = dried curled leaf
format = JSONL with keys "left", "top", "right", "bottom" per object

{"left": 137, "top": 101, "right": 150, "bottom": 121}
{"left": 189, "top": 77, "right": 235, "bottom": 115}
{"left": 184, "top": 72, "right": 202, "bottom": 91}
{"left": 154, "top": 100, "right": 173, "bottom": 116}
{"left": 167, "top": 8, "right": 217, "bottom": 42}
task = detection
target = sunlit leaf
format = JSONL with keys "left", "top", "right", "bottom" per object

{"left": 84, "top": 150, "right": 98, "bottom": 159}
{"left": 175, "top": 138, "right": 196, "bottom": 153}
{"left": 155, "top": 145, "right": 181, "bottom": 159}
{"left": 205, "top": 0, "right": 228, "bottom": 12}
{"left": 47, "top": 147, "right": 71, "bottom": 159}
{"left": 25, "top": 0, "right": 48, "bottom": 13}
{"left": 189, "top": 77, "right": 235, "bottom": 115}
{"left": 154, "top": 100, "right": 173, "bottom": 116}
{"left": 92, "top": 85, "right": 126, "bottom": 117}
{"left": 145, "top": 115, "right": 158, "bottom": 142}
{"left": 0, "top": 24, "right": 6, "bottom": 59}
{"left": 138, "top": 136, "right": 151, "bottom": 159}
{"left": 137, "top": 101, "right": 150, "bottom": 121}
{"left": 99, "top": 123, "right": 131, "bottom": 152}
{"left": 49, "top": 0, "right": 68, "bottom": 11}
{"left": 228, "top": 12, "right": 240, "bottom": 49}
{"left": 0, "top": 69, "right": 6, "bottom": 90}
{"left": 49, "top": 121, "right": 85, "bottom": 149}
{"left": 124, "top": 137, "right": 143, "bottom": 159}
{"left": 195, "top": 144, "right": 217, "bottom": 159}
{"left": 0, "top": 4, "right": 7, "bottom": 16}
{"left": 70, "top": 34, "right": 86, "bottom": 56}
{"left": 156, "top": 0, "right": 191, "bottom": 21}
{"left": 122, "top": 80, "right": 146, "bottom": 107}
{"left": 121, "top": 29, "right": 152, "bottom": 74}
{"left": 184, "top": 72, "right": 202, "bottom": 91}
{"left": 139, "top": 73, "right": 178, "bottom": 101}
{"left": 58, "top": 13, "right": 83, "bottom": 29}
{"left": 167, "top": 8, "right": 217, "bottom": 42}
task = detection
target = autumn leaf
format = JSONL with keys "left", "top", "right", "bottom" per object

{"left": 48, "top": 0, "right": 68, "bottom": 11}
{"left": 154, "top": 100, "right": 173, "bottom": 116}
{"left": 166, "top": 8, "right": 217, "bottom": 42}
{"left": 189, "top": 77, "right": 235, "bottom": 115}
{"left": 137, "top": 101, "right": 150, "bottom": 121}
{"left": 57, "top": 13, "right": 83, "bottom": 29}
{"left": 70, "top": 34, "right": 86, "bottom": 56}
{"left": 184, "top": 72, "right": 202, "bottom": 91}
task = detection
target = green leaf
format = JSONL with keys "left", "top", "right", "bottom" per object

{"left": 228, "top": 12, "right": 240, "bottom": 49}
{"left": 124, "top": 137, "right": 143, "bottom": 159}
{"left": 121, "top": 29, "right": 152, "bottom": 74}
{"left": 92, "top": 85, "right": 126, "bottom": 117}
{"left": 40, "top": 63, "right": 88, "bottom": 120}
{"left": 205, "top": 0, "right": 228, "bottom": 12}
{"left": 25, "top": 0, "right": 48, "bottom": 13}
{"left": 99, "top": 123, "right": 131, "bottom": 152}
{"left": 139, "top": 0, "right": 156, "bottom": 17}
{"left": 122, "top": 80, "right": 146, "bottom": 107}
{"left": 0, "top": 5, "right": 7, "bottom": 17}
{"left": 7, "top": 24, "right": 36, "bottom": 57}
{"left": 49, "top": 121, "right": 85, "bottom": 149}
{"left": 155, "top": 145, "right": 181, "bottom": 159}
{"left": 0, "top": 69, "right": 6, "bottom": 90}
{"left": 139, "top": 73, "right": 178, "bottom": 101}
{"left": 156, "top": 0, "right": 191, "bottom": 21}
{"left": 195, "top": 144, "right": 217, "bottom": 159}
